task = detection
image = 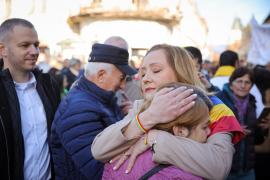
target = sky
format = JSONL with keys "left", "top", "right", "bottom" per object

{"left": 196, "top": 0, "right": 270, "bottom": 45}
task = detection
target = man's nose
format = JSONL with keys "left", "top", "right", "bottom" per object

{"left": 29, "top": 45, "right": 39, "bottom": 55}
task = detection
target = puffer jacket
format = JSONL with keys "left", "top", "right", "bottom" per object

{"left": 51, "top": 76, "right": 124, "bottom": 180}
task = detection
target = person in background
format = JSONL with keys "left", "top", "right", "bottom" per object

{"left": 48, "top": 68, "right": 68, "bottom": 98}
{"left": 103, "top": 82, "right": 212, "bottom": 180}
{"left": 0, "top": 18, "right": 60, "bottom": 180}
{"left": 60, "top": 58, "right": 70, "bottom": 74}
{"left": 202, "top": 59, "right": 214, "bottom": 78}
{"left": 216, "top": 67, "right": 264, "bottom": 180}
{"left": 253, "top": 64, "right": 270, "bottom": 105}
{"left": 254, "top": 111, "right": 270, "bottom": 180}
{"left": 62, "top": 57, "right": 81, "bottom": 90}
{"left": 210, "top": 50, "right": 264, "bottom": 117}
{"left": 92, "top": 44, "right": 244, "bottom": 180}
{"left": 184, "top": 46, "right": 220, "bottom": 93}
{"left": 37, "top": 46, "right": 52, "bottom": 73}
{"left": 210, "top": 50, "right": 239, "bottom": 90}
{"left": 50, "top": 43, "right": 137, "bottom": 179}
{"left": 104, "top": 36, "right": 142, "bottom": 114}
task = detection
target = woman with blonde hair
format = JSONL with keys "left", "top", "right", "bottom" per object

{"left": 102, "top": 82, "right": 212, "bottom": 179}
{"left": 92, "top": 44, "right": 243, "bottom": 180}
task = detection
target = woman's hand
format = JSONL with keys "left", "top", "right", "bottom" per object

{"left": 110, "top": 135, "right": 150, "bottom": 173}
{"left": 140, "top": 86, "right": 197, "bottom": 129}
{"left": 111, "top": 130, "right": 159, "bottom": 173}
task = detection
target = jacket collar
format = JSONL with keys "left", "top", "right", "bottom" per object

{"left": 76, "top": 76, "right": 116, "bottom": 104}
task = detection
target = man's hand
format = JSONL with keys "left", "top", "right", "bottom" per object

{"left": 120, "top": 100, "right": 133, "bottom": 115}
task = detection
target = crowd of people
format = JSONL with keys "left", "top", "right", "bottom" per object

{"left": 0, "top": 18, "right": 270, "bottom": 180}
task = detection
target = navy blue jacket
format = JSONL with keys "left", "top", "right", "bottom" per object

{"left": 50, "top": 76, "right": 124, "bottom": 180}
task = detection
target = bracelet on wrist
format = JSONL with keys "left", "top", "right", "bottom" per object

{"left": 144, "top": 133, "right": 148, "bottom": 145}
{"left": 135, "top": 113, "right": 148, "bottom": 133}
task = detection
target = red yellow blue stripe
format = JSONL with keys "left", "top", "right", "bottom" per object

{"left": 208, "top": 96, "right": 244, "bottom": 144}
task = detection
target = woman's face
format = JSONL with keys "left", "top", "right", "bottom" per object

{"left": 230, "top": 74, "right": 253, "bottom": 99}
{"left": 140, "top": 49, "right": 178, "bottom": 100}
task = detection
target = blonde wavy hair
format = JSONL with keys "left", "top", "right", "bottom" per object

{"left": 144, "top": 44, "right": 205, "bottom": 90}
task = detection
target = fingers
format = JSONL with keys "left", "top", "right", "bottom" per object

{"left": 113, "top": 151, "right": 131, "bottom": 171}
{"left": 125, "top": 153, "right": 137, "bottom": 174}
{"left": 174, "top": 89, "right": 196, "bottom": 105}
{"left": 243, "top": 129, "right": 252, "bottom": 135}
{"left": 155, "top": 87, "right": 176, "bottom": 96}
{"left": 177, "top": 101, "right": 195, "bottom": 115}
{"left": 110, "top": 153, "right": 122, "bottom": 164}
{"left": 125, "top": 138, "right": 149, "bottom": 174}
{"left": 166, "top": 86, "right": 188, "bottom": 98}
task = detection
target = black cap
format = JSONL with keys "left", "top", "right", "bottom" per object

{"left": 89, "top": 43, "right": 137, "bottom": 75}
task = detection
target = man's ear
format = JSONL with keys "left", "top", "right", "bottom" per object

{"left": 0, "top": 42, "right": 6, "bottom": 58}
{"left": 97, "top": 69, "right": 106, "bottom": 83}
{"left": 172, "top": 126, "right": 190, "bottom": 137}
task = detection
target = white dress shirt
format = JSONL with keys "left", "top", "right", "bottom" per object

{"left": 14, "top": 73, "right": 51, "bottom": 180}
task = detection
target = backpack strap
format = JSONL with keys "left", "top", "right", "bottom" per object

{"left": 139, "top": 164, "right": 170, "bottom": 180}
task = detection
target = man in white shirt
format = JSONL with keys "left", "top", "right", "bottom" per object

{"left": 0, "top": 18, "right": 60, "bottom": 180}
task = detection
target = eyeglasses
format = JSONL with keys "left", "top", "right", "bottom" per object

{"left": 233, "top": 79, "right": 252, "bottom": 86}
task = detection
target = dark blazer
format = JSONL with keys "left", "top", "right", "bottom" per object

{"left": 0, "top": 62, "right": 61, "bottom": 180}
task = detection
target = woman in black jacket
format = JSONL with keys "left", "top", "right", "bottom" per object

{"left": 216, "top": 67, "right": 258, "bottom": 180}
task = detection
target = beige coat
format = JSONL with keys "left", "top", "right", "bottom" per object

{"left": 91, "top": 100, "right": 234, "bottom": 180}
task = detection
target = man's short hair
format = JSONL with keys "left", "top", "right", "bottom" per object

{"left": 104, "top": 36, "right": 129, "bottom": 50}
{"left": 0, "top": 18, "right": 35, "bottom": 41}
{"left": 219, "top": 50, "right": 238, "bottom": 67}
{"left": 84, "top": 62, "right": 113, "bottom": 77}
{"left": 184, "top": 46, "right": 203, "bottom": 65}
{"left": 69, "top": 58, "right": 81, "bottom": 67}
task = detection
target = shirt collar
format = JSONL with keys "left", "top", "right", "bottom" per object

{"left": 14, "top": 72, "right": 37, "bottom": 90}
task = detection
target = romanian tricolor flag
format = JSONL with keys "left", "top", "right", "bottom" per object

{"left": 208, "top": 96, "right": 244, "bottom": 144}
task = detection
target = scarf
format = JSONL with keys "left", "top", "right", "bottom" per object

{"left": 232, "top": 94, "right": 249, "bottom": 124}
{"left": 214, "top": 66, "right": 235, "bottom": 77}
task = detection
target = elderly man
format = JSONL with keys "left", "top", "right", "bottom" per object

{"left": 50, "top": 43, "right": 137, "bottom": 179}
{"left": 104, "top": 36, "right": 143, "bottom": 109}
